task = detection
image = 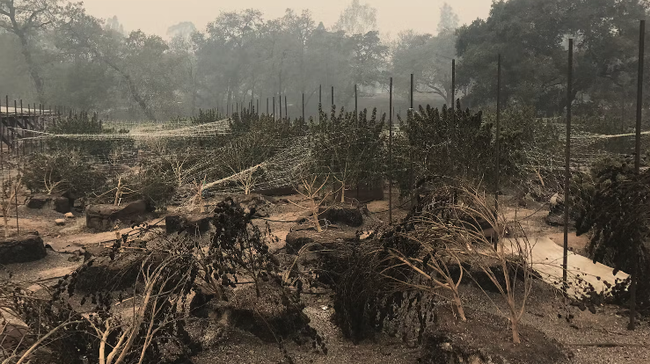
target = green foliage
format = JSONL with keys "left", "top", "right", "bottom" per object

{"left": 395, "top": 102, "right": 492, "bottom": 192}
{"left": 309, "top": 105, "right": 385, "bottom": 199}
{"left": 456, "top": 0, "right": 648, "bottom": 115}
{"left": 22, "top": 149, "right": 106, "bottom": 198}
{"left": 572, "top": 157, "right": 650, "bottom": 310}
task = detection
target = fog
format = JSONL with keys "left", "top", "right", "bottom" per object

{"left": 81, "top": 0, "right": 492, "bottom": 39}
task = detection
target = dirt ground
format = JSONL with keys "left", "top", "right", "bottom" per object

{"left": 1, "top": 193, "right": 649, "bottom": 364}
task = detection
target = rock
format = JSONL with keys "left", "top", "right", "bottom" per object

{"left": 73, "top": 198, "right": 86, "bottom": 211}
{"left": 165, "top": 215, "right": 184, "bottom": 234}
{"left": 232, "top": 194, "right": 273, "bottom": 218}
{"left": 26, "top": 194, "right": 71, "bottom": 213}
{"left": 0, "top": 233, "right": 46, "bottom": 264}
{"left": 319, "top": 205, "right": 364, "bottom": 227}
{"left": 64, "top": 212, "right": 74, "bottom": 219}
{"left": 85, "top": 200, "right": 148, "bottom": 231}
{"left": 53, "top": 197, "right": 70, "bottom": 213}
{"left": 335, "top": 180, "right": 385, "bottom": 203}
{"left": 74, "top": 251, "right": 162, "bottom": 292}
{"left": 165, "top": 214, "right": 214, "bottom": 235}
{"left": 545, "top": 213, "right": 565, "bottom": 227}
{"left": 26, "top": 193, "right": 51, "bottom": 209}
{"left": 285, "top": 231, "right": 315, "bottom": 254}
{"left": 55, "top": 219, "right": 66, "bottom": 226}
{"left": 253, "top": 186, "right": 295, "bottom": 196}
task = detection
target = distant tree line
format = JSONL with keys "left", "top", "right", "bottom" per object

{"left": 0, "top": 0, "right": 647, "bottom": 121}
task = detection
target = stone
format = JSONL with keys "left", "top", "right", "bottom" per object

{"left": 232, "top": 193, "right": 273, "bottom": 218}
{"left": 53, "top": 197, "right": 71, "bottom": 213}
{"left": 26, "top": 193, "right": 50, "bottom": 209}
{"left": 545, "top": 213, "right": 565, "bottom": 227}
{"left": 55, "top": 219, "right": 66, "bottom": 226}
{"left": 285, "top": 231, "right": 315, "bottom": 254}
{"left": 165, "top": 214, "right": 213, "bottom": 235}
{"left": 85, "top": 200, "right": 148, "bottom": 231}
{"left": 319, "top": 205, "right": 364, "bottom": 227}
{"left": 0, "top": 233, "right": 46, "bottom": 264}
{"left": 64, "top": 212, "right": 74, "bottom": 219}
{"left": 26, "top": 193, "right": 71, "bottom": 213}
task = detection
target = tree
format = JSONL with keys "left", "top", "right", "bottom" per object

{"left": 105, "top": 15, "right": 125, "bottom": 35}
{"left": 392, "top": 31, "right": 455, "bottom": 104}
{"left": 57, "top": 6, "right": 181, "bottom": 121}
{"left": 456, "top": 0, "right": 648, "bottom": 114}
{"left": 167, "top": 21, "right": 196, "bottom": 41}
{"left": 391, "top": 4, "right": 458, "bottom": 104}
{"left": 333, "top": 0, "right": 377, "bottom": 35}
{"left": 437, "top": 2, "right": 459, "bottom": 35}
{"left": 0, "top": 0, "right": 63, "bottom": 104}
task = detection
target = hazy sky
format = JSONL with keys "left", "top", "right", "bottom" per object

{"left": 81, "top": 0, "right": 493, "bottom": 39}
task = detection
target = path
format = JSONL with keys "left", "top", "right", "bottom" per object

{"left": 512, "top": 236, "right": 629, "bottom": 297}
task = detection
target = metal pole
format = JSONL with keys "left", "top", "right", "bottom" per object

{"left": 389, "top": 77, "right": 393, "bottom": 225}
{"left": 279, "top": 94, "right": 282, "bottom": 120}
{"left": 630, "top": 19, "right": 645, "bottom": 332}
{"left": 452, "top": 59, "right": 456, "bottom": 122}
{"left": 273, "top": 96, "right": 276, "bottom": 121}
{"left": 409, "top": 74, "right": 415, "bottom": 210}
{"left": 14, "top": 180, "right": 19, "bottom": 235}
{"left": 410, "top": 73, "right": 414, "bottom": 109}
{"left": 496, "top": 55, "right": 502, "bottom": 213}
{"left": 302, "top": 93, "right": 305, "bottom": 122}
{"left": 354, "top": 84, "right": 358, "bottom": 119}
{"left": 563, "top": 39, "right": 574, "bottom": 291}
{"left": 0, "top": 97, "right": 3, "bottom": 173}
{"left": 6, "top": 96, "right": 10, "bottom": 156}
{"left": 285, "top": 95, "right": 288, "bottom": 119}
{"left": 13, "top": 100, "right": 17, "bottom": 158}
{"left": 331, "top": 86, "right": 334, "bottom": 108}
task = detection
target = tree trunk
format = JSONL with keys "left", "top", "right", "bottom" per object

{"left": 3, "top": 211, "right": 9, "bottom": 238}
{"left": 511, "top": 318, "right": 521, "bottom": 344}
{"left": 453, "top": 294, "right": 467, "bottom": 322}
{"left": 99, "top": 57, "right": 157, "bottom": 122}
{"left": 16, "top": 30, "right": 45, "bottom": 105}
{"left": 311, "top": 200, "right": 321, "bottom": 232}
